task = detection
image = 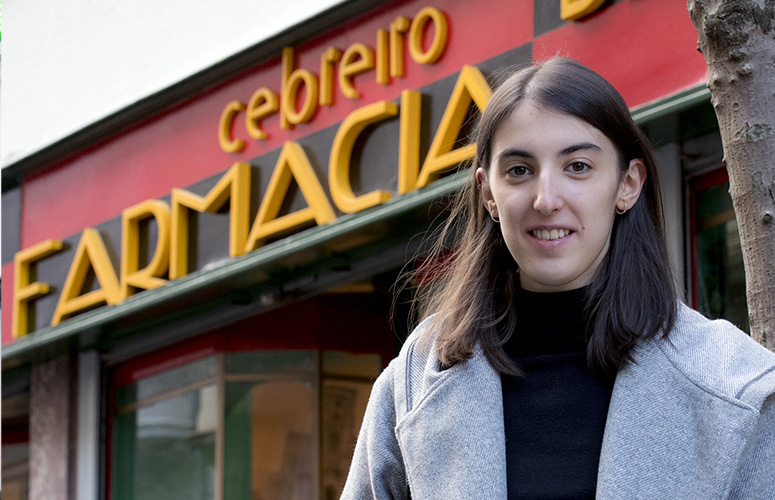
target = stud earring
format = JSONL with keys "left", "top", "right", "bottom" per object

{"left": 616, "top": 202, "right": 627, "bottom": 215}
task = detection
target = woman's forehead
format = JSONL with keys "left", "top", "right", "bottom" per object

{"left": 490, "top": 102, "right": 613, "bottom": 155}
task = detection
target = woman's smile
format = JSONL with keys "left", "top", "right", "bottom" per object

{"left": 531, "top": 228, "right": 572, "bottom": 241}
{"left": 528, "top": 227, "right": 575, "bottom": 250}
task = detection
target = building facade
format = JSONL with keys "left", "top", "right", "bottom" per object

{"left": 1, "top": 1, "right": 748, "bottom": 499}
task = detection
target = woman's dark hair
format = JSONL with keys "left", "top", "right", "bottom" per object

{"left": 411, "top": 57, "right": 677, "bottom": 376}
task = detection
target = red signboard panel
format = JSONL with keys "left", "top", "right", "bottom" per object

{"left": 6, "top": 0, "right": 710, "bottom": 346}
{"left": 533, "top": 0, "right": 707, "bottom": 108}
{"left": 21, "top": 0, "right": 534, "bottom": 248}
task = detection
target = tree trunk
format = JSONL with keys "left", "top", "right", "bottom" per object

{"left": 687, "top": 0, "right": 775, "bottom": 351}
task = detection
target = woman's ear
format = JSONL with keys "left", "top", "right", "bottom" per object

{"left": 476, "top": 167, "right": 495, "bottom": 210}
{"left": 617, "top": 159, "right": 646, "bottom": 212}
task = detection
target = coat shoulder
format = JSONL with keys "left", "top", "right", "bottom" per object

{"left": 655, "top": 302, "right": 775, "bottom": 410}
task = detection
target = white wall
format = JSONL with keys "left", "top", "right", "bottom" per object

{"left": 0, "top": 0, "right": 346, "bottom": 167}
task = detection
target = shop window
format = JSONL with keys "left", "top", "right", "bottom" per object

{"left": 2, "top": 392, "right": 30, "bottom": 500}
{"left": 111, "top": 350, "right": 380, "bottom": 500}
{"left": 223, "top": 352, "right": 316, "bottom": 500}
{"left": 689, "top": 167, "right": 749, "bottom": 332}
{"left": 321, "top": 351, "right": 381, "bottom": 499}
{"left": 112, "top": 357, "right": 218, "bottom": 500}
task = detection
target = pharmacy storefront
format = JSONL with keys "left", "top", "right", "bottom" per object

{"left": 1, "top": 1, "right": 746, "bottom": 499}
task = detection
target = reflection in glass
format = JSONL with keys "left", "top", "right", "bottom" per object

{"left": 112, "top": 350, "right": 380, "bottom": 500}
{"left": 321, "top": 380, "right": 373, "bottom": 500}
{"left": 112, "top": 385, "right": 217, "bottom": 500}
{"left": 695, "top": 180, "right": 749, "bottom": 332}
{"left": 225, "top": 380, "right": 315, "bottom": 500}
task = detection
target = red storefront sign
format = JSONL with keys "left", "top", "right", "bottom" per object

{"left": 2, "top": 0, "right": 707, "bottom": 344}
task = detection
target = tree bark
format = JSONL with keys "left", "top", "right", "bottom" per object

{"left": 687, "top": 0, "right": 775, "bottom": 351}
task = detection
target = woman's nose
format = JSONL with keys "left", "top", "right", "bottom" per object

{"left": 532, "top": 173, "right": 563, "bottom": 215}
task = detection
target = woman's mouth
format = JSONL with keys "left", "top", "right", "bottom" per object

{"left": 531, "top": 229, "right": 572, "bottom": 241}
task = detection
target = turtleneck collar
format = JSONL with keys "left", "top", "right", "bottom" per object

{"left": 505, "top": 286, "right": 591, "bottom": 355}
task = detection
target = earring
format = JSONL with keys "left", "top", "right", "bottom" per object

{"left": 490, "top": 208, "right": 500, "bottom": 223}
{"left": 616, "top": 202, "right": 627, "bottom": 215}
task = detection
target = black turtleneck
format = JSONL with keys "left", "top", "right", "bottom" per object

{"left": 502, "top": 287, "right": 615, "bottom": 500}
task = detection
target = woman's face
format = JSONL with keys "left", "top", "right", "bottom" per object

{"left": 477, "top": 101, "right": 645, "bottom": 292}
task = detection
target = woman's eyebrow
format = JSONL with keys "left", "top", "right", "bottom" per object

{"left": 496, "top": 142, "right": 602, "bottom": 161}
{"left": 558, "top": 142, "right": 602, "bottom": 157}
{"left": 496, "top": 148, "right": 534, "bottom": 160}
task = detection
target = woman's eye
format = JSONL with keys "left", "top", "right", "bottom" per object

{"left": 568, "top": 161, "right": 590, "bottom": 173}
{"left": 507, "top": 165, "right": 530, "bottom": 176}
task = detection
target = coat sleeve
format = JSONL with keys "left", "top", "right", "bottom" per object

{"left": 340, "top": 361, "right": 409, "bottom": 500}
{"left": 727, "top": 393, "right": 775, "bottom": 498}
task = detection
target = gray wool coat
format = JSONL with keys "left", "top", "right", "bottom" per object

{"left": 341, "top": 303, "right": 775, "bottom": 499}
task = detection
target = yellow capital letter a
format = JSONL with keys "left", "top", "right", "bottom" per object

{"left": 169, "top": 162, "right": 251, "bottom": 280}
{"left": 415, "top": 65, "right": 492, "bottom": 189}
{"left": 52, "top": 228, "right": 121, "bottom": 326}
{"left": 120, "top": 199, "right": 171, "bottom": 300}
{"left": 329, "top": 100, "right": 396, "bottom": 213}
{"left": 245, "top": 141, "right": 336, "bottom": 252}
{"left": 560, "top": 0, "right": 606, "bottom": 21}
{"left": 13, "top": 239, "right": 63, "bottom": 337}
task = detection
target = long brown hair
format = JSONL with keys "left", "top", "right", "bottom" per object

{"left": 410, "top": 58, "right": 677, "bottom": 376}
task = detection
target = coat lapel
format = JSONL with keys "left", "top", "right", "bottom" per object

{"left": 395, "top": 349, "right": 507, "bottom": 499}
{"left": 391, "top": 306, "right": 768, "bottom": 499}
{"left": 597, "top": 338, "right": 758, "bottom": 499}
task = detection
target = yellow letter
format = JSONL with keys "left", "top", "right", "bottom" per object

{"left": 281, "top": 47, "right": 319, "bottom": 129}
{"left": 408, "top": 7, "right": 448, "bottom": 65}
{"left": 561, "top": 0, "right": 606, "bottom": 21}
{"left": 329, "top": 101, "right": 396, "bottom": 213}
{"left": 390, "top": 16, "right": 411, "bottom": 78}
{"left": 376, "top": 30, "right": 390, "bottom": 85}
{"left": 245, "top": 141, "right": 336, "bottom": 251}
{"left": 398, "top": 90, "right": 422, "bottom": 194}
{"left": 170, "top": 162, "right": 251, "bottom": 279}
{"left": 218, "top": 100, "right": 246, "bottom": 153}
{"left": 415, "top": 66, "right": 492, "bottom": 189}
{"left": 339, "top": 43, "right": 376, "bottom": 100}
{"left": 246, "top": 88, "right": 279, "bottom": 140}
{"left": 13, "top": 239, "right": 63, "bottom": 337}
{"left": 52, "top": 229, "right": 121, "bottom": 326}
{"left": 121, "top": 199, "right": 171, "bottom": 300}
{"left": 320, "top": 47, "right": 342, "bottom": 106}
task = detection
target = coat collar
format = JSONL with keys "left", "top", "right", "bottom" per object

{"left": 395, "top": 345, "right": 507, "bottom": 499}
{"left": 597, "top": 336, "right": 759, "bottom": 499}
{"left": 394, "top": 332, "right": 760, "bottom": 499}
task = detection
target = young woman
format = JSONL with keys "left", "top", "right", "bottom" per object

{"left": 341, "top": 58, "right": 775, "bottom": 499}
